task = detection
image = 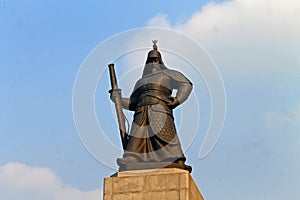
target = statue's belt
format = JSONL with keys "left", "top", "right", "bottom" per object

{"left": 132, "top": 84, "right": 172, "bottom": 96}
{"left": 131, "top": 84, "right": 172, "bottom": 107}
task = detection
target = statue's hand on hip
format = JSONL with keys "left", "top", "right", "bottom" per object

{"left": 167, "top": 97, "right": 180, "bottom": 109}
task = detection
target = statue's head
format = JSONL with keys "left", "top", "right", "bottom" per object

{"left": 146, "top": 50, "right": 163, "bottom": 64}
{"left": 143, "top": 40, "right": 167, "bottom": 76}
{"left": 146, "top": 40, "right": 164, "bottom": 64}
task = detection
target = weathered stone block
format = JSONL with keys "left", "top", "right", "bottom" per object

{"left": 103, "top": 168, "right": 204, "bottom": 200}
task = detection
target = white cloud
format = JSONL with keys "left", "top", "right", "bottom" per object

{"left": 0, "top": 163, "right": 101, "bottom": 200}
{"left": 264, "top": 103, "right": 300, "bottom": 128}
{"left": 147, "top": 13, "right": 171, "bottom": 28}
{"left": 142, "top": 2, "right": 300, "bottom": 199}
{"left": 147, "top": 0, "right": 300, "bottom": 79}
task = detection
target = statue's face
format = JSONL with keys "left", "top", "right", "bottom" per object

{"left": 148, "top": 57, "right": 160, "bottom": 64}
{"left": 143, "top": 56, "right": 165, "bottom": 77}
{"left": 145, "top": 57, "right": 161, "bottom": 73}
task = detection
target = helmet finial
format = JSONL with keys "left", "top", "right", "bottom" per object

{"left": 152, "top": 40, "right": 158, "bottom": 50}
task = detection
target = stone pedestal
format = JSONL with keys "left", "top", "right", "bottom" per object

{"left": 103, "top": 168, "right": 204, "bottom": 200}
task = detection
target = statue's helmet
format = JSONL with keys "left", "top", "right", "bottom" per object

{"left": 146, "top": 40, "right": 164, "bottom": 64}
{"left": 142, "top": 40, "right": 168, "bottom": 77}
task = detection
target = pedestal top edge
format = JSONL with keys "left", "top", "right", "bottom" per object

{"left": 110, "top": 168, "right": 189, "bottom": 178}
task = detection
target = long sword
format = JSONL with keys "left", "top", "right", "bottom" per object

{"left": 108, "top": 63, "right": 128, "bottom": 150}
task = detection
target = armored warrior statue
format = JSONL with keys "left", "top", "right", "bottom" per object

{"left": 110, "top": 41, "right": 193, "bottom": 172}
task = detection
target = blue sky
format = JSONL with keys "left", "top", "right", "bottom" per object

{"left": 1, "top": 0, "right": 300, "bottom": 199}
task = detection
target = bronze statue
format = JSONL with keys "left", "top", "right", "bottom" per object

{"left": 109, "top": 41, "right": 193, "bottom": 172}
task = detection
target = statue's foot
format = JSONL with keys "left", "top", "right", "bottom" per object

{"left": 175, "top": 159, "right": 192, "bottom": 173}
{"left": 117, "top": 156, "right": 139, "bottom": 166}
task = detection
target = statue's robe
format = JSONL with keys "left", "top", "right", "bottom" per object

{"left": 117, "top": 69, "right": 192, "bottom": 165}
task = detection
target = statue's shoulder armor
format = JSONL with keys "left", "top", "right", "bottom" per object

{"left": 162, "top": 69, "right": 192, "bottom": 85}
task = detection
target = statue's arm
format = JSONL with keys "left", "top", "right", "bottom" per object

{"left": 165, "top": 70, "right": 193, "bottom": 108}
{"left": 175, "top": 82, "right": 193, "bottom": 104}
{"left": 110, "top": 91, "right": 133, "bottom": 111}
{"left": 120, "top": 98, "right": 131, "bottom": 110}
